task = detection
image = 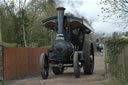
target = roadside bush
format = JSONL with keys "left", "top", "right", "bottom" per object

{"left": 104, "top": 38, "right": 128, "bottom": 81}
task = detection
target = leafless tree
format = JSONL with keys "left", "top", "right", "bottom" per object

{"left": 100, "top": 0, "right": 128, "bottom": 29}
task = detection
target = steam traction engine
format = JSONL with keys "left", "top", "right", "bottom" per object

{"left": 40, "top": 7, "right": 94, "bottom": 79}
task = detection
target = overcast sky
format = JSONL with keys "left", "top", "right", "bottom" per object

{"left": 54, "top": 0, "right": 127, "bottom": 34}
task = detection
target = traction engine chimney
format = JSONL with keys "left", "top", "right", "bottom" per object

{"left": 56, "top": 7, "right": 65, "bottom": 35}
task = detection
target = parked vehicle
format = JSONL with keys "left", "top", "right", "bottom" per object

{"left": 97, "top": 43, "right": 104, "bottom": 52}
{"left": 96, "top": 39, "right": 104, "bottom": 52}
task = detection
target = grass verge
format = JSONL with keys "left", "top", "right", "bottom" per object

{"left": 103, "top": 80, "right": 127, "bottom": 85}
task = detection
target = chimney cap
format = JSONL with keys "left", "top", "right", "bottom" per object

{"left": 56, "top": 7, "right": 65, "bottom": 11}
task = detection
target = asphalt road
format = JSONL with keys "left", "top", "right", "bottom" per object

{"left": 1, "top": 52, "right": 104, "bottom": 85}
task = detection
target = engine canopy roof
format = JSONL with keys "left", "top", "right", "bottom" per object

{"left": 42, "top": 16, "right": 94, "bottom": 34}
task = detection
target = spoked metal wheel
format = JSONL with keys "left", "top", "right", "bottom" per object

{"left": 83, "top": 41, "right": 94, "bottom": 74}
{"left": 40, "top": 53, "right": 49, "bottom": 79}
{"left": 73, "top": 51, "right": 80, "bottom": 78}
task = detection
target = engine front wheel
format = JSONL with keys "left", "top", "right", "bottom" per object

{"left": 52, "top": 67, "right": 64, "bottom": 75}
{"left": 40, "top": 53, "right": 49, "bottom": 79}
{"left": 74, "top": 51, "right": 80, "bottom": 78}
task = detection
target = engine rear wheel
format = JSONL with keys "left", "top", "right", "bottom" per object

{"left": 52, "top": 67, "right": 64, "bottom": 75}
{"left": 40, "top": 53, "right": 49, "bottom": 79}
{"left": 74, "top": 51, "right": 80, "bottom": 78}
{"left": 83, "top": 41, "right": 94, "bottom": 74}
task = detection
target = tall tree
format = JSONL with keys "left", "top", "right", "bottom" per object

{"left": 0, "top": 7, "right": 2, "bottom": 42}
{"left": 0, "top": 0, "right": 57, "bottom": 47}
